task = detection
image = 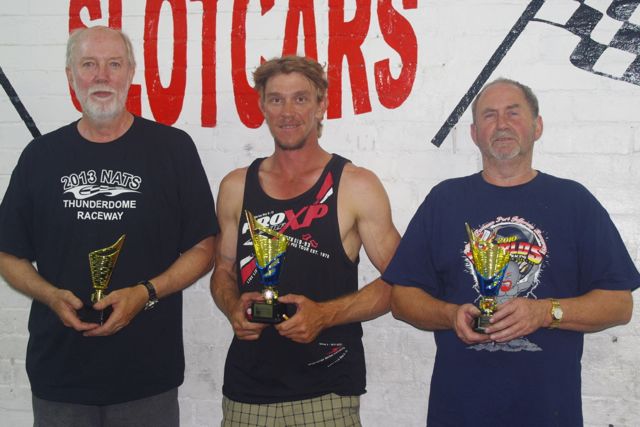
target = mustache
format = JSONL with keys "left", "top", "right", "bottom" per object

{"left": 88, "top": 86, "right": 116, "bottom": 95}
{"left": 491, "top": 130, "right": 516, "bottom": 142}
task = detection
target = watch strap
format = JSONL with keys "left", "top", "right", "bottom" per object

{"left": 549, "top": 298, "right": 562, "bottom": 329}
{"left": 139, "top": 280, "right": 158, "bottom": 310}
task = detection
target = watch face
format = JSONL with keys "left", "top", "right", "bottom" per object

{"left": 552, "top": 306, "right": 563, "bottom": 320}
{"left": 145, "top": 299, "right": 158, "bottom": 310}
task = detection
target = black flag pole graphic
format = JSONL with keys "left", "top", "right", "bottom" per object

{"left": 0, "top": 65, "right": 41, "bottom": 138}
{"left": 430, "top": 0, "right": 545, "bottom": 147}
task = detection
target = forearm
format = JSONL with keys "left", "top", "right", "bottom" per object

{"left": 210, "top": 268, "right": 241, "bottom": 320}
{"left": 0, "top": 252, "right": 57, "bottom": 305}
{"left": 148, "top": 236, "right": 215, "bottom": 299}
{"left": 391, "top": 285, "right": 458, "bottom": 331}
{"left": 320, "top": 278, "right": 392, "bottom": 327}
{"left": 549, "top": 289, "right": 633, "bottom": 332}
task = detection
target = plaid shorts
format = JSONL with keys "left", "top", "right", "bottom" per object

{"left": 221, "top": 393, "right": 362, "bottom": 427}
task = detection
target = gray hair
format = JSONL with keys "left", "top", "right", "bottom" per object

{"left": 66, "top": 26, "right": 136, "bottom": 68}
{"left": 471, "top": 78, "right": 539, "bottom": 123}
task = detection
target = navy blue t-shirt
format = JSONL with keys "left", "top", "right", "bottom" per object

{"left": 383, "top": 172, "right": 639, "bottom": 427}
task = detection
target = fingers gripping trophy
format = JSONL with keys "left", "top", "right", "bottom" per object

{"left": 245, "top": 211, "right": 294, "bottom": 323}
{"left": 465, "top": 224, "right": 510, "bottom": 333}
{"left": 83, "top": 234, "right": 126, "bottom": 324}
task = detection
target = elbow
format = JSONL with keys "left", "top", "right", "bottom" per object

{"left": 378, "top": 281, "right": 392, "bottom": 315}
{"left": 204, "top": 255, "right": 215, "bottom": 275}
{"left": 200, "top": 236, "right": 216, "bottom": 275}
{"left": 610, "top": 291, "right": 634, "bottom": 327}
{"left": 389, "top": 285, "right": 404, "bottom": 321}
{"left": 621, "top": 293, "right": 634, "bottom": 325}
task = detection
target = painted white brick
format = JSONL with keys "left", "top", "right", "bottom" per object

{"left": 1, "top": 2, "right": 640, "bottom": 426}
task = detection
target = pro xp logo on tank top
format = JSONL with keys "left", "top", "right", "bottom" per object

{"left": 60, "top": 169, "right": 141, "bottom": 221}
{"left": 464, "top": 216, "right": 548, "bottom": 352}
{"left": 239, "top": 172, "right": 335, "bottom": 285}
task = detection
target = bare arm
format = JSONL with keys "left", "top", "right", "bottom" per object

{"left": 85, "top": 234, "right": 215, "bottom": 337}
{"left": 0, "top": 251, "right": 97, "bottom": 331}
{"left": 391, "top": 285, "right": 491, "bottom": 345}
{"left": 210, "top": 169, "right": 267, "bottom": 340}
{"left": 276, "top": 166, "right": 401, "bottom": 343}
{"left": 486, "top": 289, "right": 633, "bottom": 342}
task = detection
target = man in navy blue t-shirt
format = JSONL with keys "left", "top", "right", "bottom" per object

{"left": 383, "top": 78, "right": 639, "bottom": 427}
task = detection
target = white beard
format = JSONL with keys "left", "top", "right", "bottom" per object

{"left": 74, "top": 83, "right": 127, "bottom": 123}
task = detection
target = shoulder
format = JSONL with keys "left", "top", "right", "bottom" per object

{"left": 536, "top": 172, "right": 596, "bottom": 203}
{"left": 134, "top": 116, "right": 194, "bottom": 146}
{"left": 133, "top": 117, "right": 203, "bottom": 165}
{"left": 220, "top": 167, "right": 249, "bottom": 191}
{"left": 18, "top": 121, "right": 78, "bottom": 160}
{"left": 339, "top": 163, "right": 392, "bottom": 217}
{"left": 216, "top": 167, "right": 249, "bottom": 225}
{"left": 537, "top": 172, "right": 588, "bottom": 191}
{"left": 218, "top": 167, "right": 249, "bottom": 206}
{"left": 341, "top": 162, "right": 385, "bottom": 193}
{"left": 427, "top": 174, "right": 477, "bottom": 200}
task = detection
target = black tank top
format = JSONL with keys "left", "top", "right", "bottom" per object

{"left": 222, "top": 154, "right": 366, "bottom": 403}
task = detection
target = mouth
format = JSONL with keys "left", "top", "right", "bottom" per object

{"left": 279, "top": 123, "right": 300, "bottom": 130}
{"left": 491, "top": 134, "right": 517, "bottom": 144}
{"left": 89, "top": 88, "right": 116, "bottom": 99}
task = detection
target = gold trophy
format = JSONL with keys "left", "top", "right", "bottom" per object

{"left": 245, "top": 210, "right": 292, "bottom": 323}
{"left": 466, "top": 224, "right": 510, "bottom": 333}
{"left": 83, "top": 234, "right": 126, "bottom": 324}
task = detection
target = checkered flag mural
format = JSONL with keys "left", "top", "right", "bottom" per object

{"left": 534, "top": 0, "right": 640, "bottom": 85}
{"left": 431, "top": 0, "right": 640, "bottom": 146}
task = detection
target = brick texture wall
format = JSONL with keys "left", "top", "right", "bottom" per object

{"left": 1, "top": 1, "right": 638, "bottom": 426}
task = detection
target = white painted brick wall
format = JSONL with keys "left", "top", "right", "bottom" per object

{"left": 1, "top": 2, "right": 639, "bottom": 426}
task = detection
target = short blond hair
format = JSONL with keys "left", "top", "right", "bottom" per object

{"left": 253, "top": 56, "right": 328, "bottom": 137}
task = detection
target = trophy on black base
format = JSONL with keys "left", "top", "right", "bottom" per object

{"left": 245, "top": 210, "right": 294, "bottom": 324}
{"left": 466, "top": 223, "right": 510, "bottom": 333}
{"left": 81, "top": 234, "right": 126, "bottom": 325}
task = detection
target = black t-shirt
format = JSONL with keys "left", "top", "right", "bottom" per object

{"left": 222, "top": 154, "right": 366, "bottom": 403}
{"left": 0, "top": 116, "right": 219, "bottom": 405}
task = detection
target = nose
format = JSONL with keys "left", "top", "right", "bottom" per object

{"left": 281, "top": 99, "right": 295, "bottom": 116}
{"left": 94, "top": 62, "right": 109, "bottom": 83}
{"left": 496, "top": 112, "right": 509, "bottom": 129}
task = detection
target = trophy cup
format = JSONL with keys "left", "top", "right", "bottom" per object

{"left": 245, "top": 210, "right": 293, "bottom": 323}
{"left": 83, "top": 234, "right": 126, "bottom": 324}
{"left": 465, "top": 223, "right": 510, "bottom": 333}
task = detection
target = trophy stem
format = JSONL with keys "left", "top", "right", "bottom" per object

{"left": 474, "top": 296, "right": 497, "bottom": 333}
{"left": 91, "top": 289, "right": 105, "bottom": 304}
{"left": 478, "top": 296, "right": 497, "bottom": 314}
{"left": 262, "top": 286, "right": 278, "bottom": 304}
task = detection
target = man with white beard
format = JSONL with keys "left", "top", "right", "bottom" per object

{"left": 0, "top": 26, "right": 218, "bottom": 426}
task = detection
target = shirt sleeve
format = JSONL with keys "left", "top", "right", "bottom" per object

{"left": 382, "top": 190, "right": 443, "bottom": 297}
{"left": 173, "top": 133, "right": 219, "bottom": 253}
{"left": 575, "top": 185, "right": 640, "bottom": 293}
{"left": 0, "top": 143, "right": 36, "bottom": 260}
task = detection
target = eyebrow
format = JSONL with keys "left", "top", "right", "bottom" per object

{"left": 78, "top": 55, "right": 126, "bottom": 62}
{"left": 265, "top": 90, "right": 312, "bottom": 98}
{"left": 481, "top": 103, "right": 522, "bottom": 114}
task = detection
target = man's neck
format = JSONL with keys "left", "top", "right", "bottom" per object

{"left": 481, "top": 161, "right": 537, "bottom": 187}
{"left": 269, "top": 140, "right": 331, "bottom": 175}
{"left": 260, "top": 143, "right": 332, "bottom": 199}
{"left": 77, "top": 111, "right": 134, "bottom": 143}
